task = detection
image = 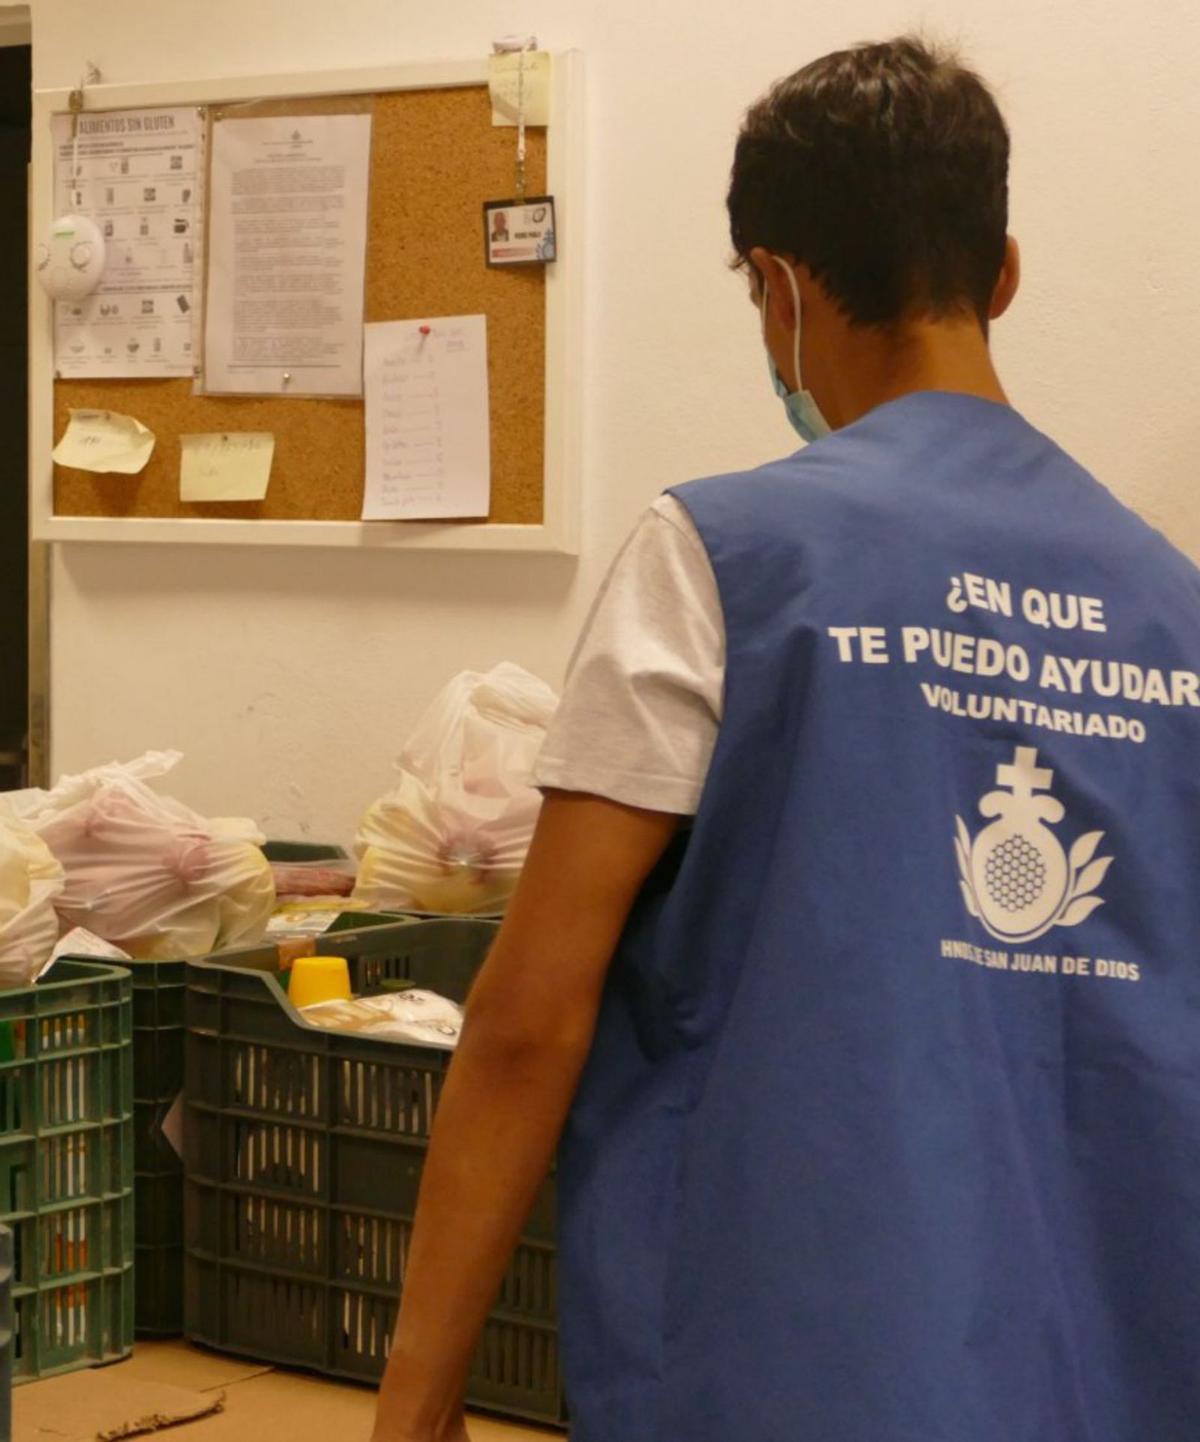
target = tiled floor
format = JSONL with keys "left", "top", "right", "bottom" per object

{"left": 13, "top": 1339, "right": 562, "bottom": 1441}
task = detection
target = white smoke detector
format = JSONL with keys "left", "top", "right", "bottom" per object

{"left": 36, "top": 213, "right": 107, "bottom": 302}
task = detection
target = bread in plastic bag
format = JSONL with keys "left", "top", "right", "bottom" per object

{"left": 352, "top": 663, "right": 558, "bottom": 915}
{"left": 6, "top": 751, "right": 275, "bottom": 959}
{"left": 0, "top": 805, "right": 65, "bottom": 986}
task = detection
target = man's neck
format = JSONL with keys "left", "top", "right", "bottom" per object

{"left": 824, "top": 314, "right": 1008, "bottom": 429}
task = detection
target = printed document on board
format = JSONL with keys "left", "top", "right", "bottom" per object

{"left": 51, "top": 107, "right": 204, "bottom": 377}
{"left": 204, "top": 113, "right": 372, "bottom": 396}
{"left": 363, "top": 316, "right": 491, "bottom": 520}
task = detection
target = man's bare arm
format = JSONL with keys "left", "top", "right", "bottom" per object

{"left": 371, "top": 790, "right": 681, "bottom": 1441}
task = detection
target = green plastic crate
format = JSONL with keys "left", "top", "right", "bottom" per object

{"left": 382, "top": 909, "right": 506, "bottom": 922}
{"left": 324, "top": 911, "right": 414, "bottom": 935}
{"left": 260, "top": 841, "right": 350, "bottom": 863}
{"left": 129, "top": 959, "right": 186, "bottom": 1337}
{"left": 94, "top": 914, "right": 420, "bottom": 1337}
{"left": 313, "top": 917, "right": 498, "bottom": 1000}
{"left": 183, "top": 918, "right": 565, "bottom": 1428}
{"left": 120, "top": 918, "right": 492, "bottom": 1341}
{"left": 0, "top": 961, "right": 134, "bottom": 1383}
{"left": 0, "top": 1225, "right": 12, "bottom": 1440}
{"left": 57, "top": 944, "right": 274, "bottom": 1341}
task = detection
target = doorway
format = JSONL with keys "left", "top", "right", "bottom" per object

{"left": 0, "top": 29, "right": 30, "bottom": 788}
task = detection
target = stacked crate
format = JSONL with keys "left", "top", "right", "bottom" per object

{"left": 0, "top": 962, "right": 134, "bottom": 1382}
{"left": 182, "top": 919, "right": 565, "bottom": 1427}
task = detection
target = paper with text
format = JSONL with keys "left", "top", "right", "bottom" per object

{"left": 52, "top": 106, "right": 205, "bottom": 378}
{"left": 488, "top": 52, "right": 552, "bottom": 126}
{"left": 204, "top": 113, "right": 371, "bottom": 396}
{"left": 363, "top": 317, "right": 491, "bottom": 521}
{"left": 180, "top": 432, "right": 274, "bottom": 501}
{"left": 52, "top": 409, "right": 156, "bottom": 474}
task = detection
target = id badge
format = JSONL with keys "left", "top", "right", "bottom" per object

{"left": 484, "top": 196, "right": 556, "bottom": 267}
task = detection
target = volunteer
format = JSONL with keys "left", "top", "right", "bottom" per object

{"left": 373, "top": 36, "right": 1200, "bottom": 1442}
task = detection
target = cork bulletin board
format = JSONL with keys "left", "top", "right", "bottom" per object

{"left": 31, "top": 55, "right": 582, "bottom": 551}
{"left": 53, "top": 85, "right": 545, "bottom": 524}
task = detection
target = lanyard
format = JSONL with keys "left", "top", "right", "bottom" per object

{"left": 515, "top": 46, "right": 528, "bottom": 202}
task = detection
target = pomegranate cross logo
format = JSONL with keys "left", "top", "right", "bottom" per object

{"left": 955, "top": 746, "right": 1112, "bottom": 944}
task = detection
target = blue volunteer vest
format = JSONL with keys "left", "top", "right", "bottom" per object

{"left": 557, "top": 392, "right": 1200, "bottom": 1442}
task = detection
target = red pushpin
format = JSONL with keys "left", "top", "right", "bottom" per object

{"left": 419, "top": 324, "right": 431, "bottom": 335}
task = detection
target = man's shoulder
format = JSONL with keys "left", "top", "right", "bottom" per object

{"left": 671, "top": 445, "right": 831, "bottom": 504}
{"left": 668, "top": 435, "right": 876, "bottom": 539}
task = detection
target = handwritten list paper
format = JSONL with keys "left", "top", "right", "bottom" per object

{"left": 362, "top": 316, "right": 491, "bottom": 520}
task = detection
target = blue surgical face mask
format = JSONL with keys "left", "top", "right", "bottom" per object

{"left": 760, "top": 262, "right": 831, "bottom": 444}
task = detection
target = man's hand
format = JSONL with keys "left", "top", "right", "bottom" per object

{"left": 368, "top": 790, "right": 681, "bottom": 1440}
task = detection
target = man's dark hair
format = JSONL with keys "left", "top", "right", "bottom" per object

{"left": 728, "top": 36, "right": 1010, "bottom": 326}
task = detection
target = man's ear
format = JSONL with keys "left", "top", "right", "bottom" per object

{"left": 747, "top": 246, "right": 797, "bottom": 329}
{"left": 989, "top": 236, "right": 1020, "bottom": 320}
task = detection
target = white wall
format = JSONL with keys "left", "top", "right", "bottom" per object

{"left": 33, "top": 0, "right": 1200, "bottom": 843}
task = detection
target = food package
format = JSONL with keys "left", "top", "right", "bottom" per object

{"left": 6, "top": 751, "right": 275, "bottom": 960}
{"left": 0, "top": 806, "right": 65, "bottom": 986}
{"left": 269, "top": 859, "right": 356, "bottom": 899}
{"left": 352, "top": 663, "right": 558, "bottom": 915}
{"left": 300, "top": 988, "right": 464, "bottom": 1047}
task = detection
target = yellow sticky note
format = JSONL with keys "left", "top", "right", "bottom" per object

{"left": 488, "top": 51, "right": 551, "bottom": 127}
{"left": 52, "top": 409, "right": 156, "bottom": 474}
{"left": 180, "top": 432, "right": 274, "bottom": 502}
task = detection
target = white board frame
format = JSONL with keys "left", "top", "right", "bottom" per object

{"left": 30, "top": 54, "right": 583, "bottom": 553}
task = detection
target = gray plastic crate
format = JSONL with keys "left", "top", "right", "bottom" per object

{"left": 183, "top": 918, "right": 565, "bottom": 1427}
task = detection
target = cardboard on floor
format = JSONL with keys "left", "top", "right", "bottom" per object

{"left": 13, "top": 1341, "right": 562, "bottom": 1441}
{"left": 13, "top": 1370, "right": 222, "bottom": 1441}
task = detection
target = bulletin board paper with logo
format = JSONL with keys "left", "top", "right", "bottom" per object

{"left": 51, "top": 106, "right": 204, "bottom": 378}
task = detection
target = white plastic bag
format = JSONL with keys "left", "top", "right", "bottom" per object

{"left": 7, "top": 752, "right": 275, "bottom": 960}
{"left": 353, "top": 663, "right": 558, "bottom": 915}
{"left": 0, "top": 806, "right": 65, "bottom": 986}
{"left": 300, "top": 989, "right": 464, "bottom": 1047}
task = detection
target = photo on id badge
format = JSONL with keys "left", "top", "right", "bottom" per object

{"left": 483, "top": 196, "right": 556, "bottom": 267}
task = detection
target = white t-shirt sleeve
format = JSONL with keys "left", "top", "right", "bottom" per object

{"left": 532, "top": 494, "right": 725, "bottom": 814}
